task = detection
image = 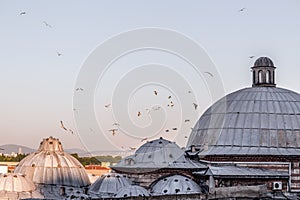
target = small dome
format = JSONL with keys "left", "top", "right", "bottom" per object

{"left": 151, "top": 175, "right": 201, "bottom": 196}
{"left": 88, "top": 173, "right": 132, "bottom": 198}
{"left": 253, "top": 57, "right": 274, "bottom": 67}
{"left": 14, "top": 136, "right": 90, "bottom": 187}
{"left": 114, "top": 185, "right": 150, "bottom": 198}
{"left": 0, "top": 173, "right": 35, "bottom": 192}
{"left": 112, "top": 137, "right": 185, "bottom": 172}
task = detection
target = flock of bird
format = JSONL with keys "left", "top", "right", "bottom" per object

{"left": 101, "top": 89, "right": 200, "bottom": 143}
{"left": 19, "top": 11, "right": 63, "bottom": 57}
{"left": 23, "top": 5, "right": 255, "bottom": 144}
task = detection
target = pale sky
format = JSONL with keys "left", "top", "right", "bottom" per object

{"left": 0, "top": 1, "right": 300, "bottom": 152}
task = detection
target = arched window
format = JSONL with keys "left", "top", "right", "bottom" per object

{"left": 258, "top": 70, "right": 263, "bottom": 83}
{"left": 253, "top": 70, "right": 256, "bottom": 84}
{"left": 266, "top": 70, "right": 271, "bottom": 83}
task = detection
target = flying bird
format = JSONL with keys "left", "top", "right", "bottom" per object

{"left": 75, "top": 88, "right": 84, "bottom": 91}
{"left": 188, "top": 90, "right": 192, "bottom": 94}
{"left": 137, "top": 111, "right": 141, "bottom": 117}
{"left": 43, "top": 21, "right": 52, "bottom": 28}
{"left": 104, "top": 104, "right": 111, "bottom": 108}
{"left": 141, "top": 138, "right": 148, "bottom": 142}
{"left": 184, "top": 119, "right": 190, "bottom": 123}
{"left": 68, "top": 129, "right": 74, "bottom": 134}
{"left": 184, "top": 136, "right": 188, "bottom": 139}
{"left": 172, "top": 128, "right": 177, "bottom": 131}
{"left": 168, "top": 101, "right": 174, "bottom": 107}
{"left": 249, "top": 55, "right": 255, "bottom": 59}
{"left": 154, "top": 90, "right": 158, "bottom": 95}
{"left": 193, "top": 103, "right": 198, "bottom": 110}
{"left": 19, "top": 11, "right": 26, "bottom": 15}
{"left": 152, "top": 105, "right": 161, "bottom": 111}
{"left": 238, "top": 7, "right": 246, "bottom": 12}
{"left": 60, "top": 121, "right": 68, "bottom": 131}
{"left": 112, "top": 122, "right": 120, "bottom": 126}
{"left": 129, "top": 147, "right": 136, "bottom": 151}
{"left": 165, "top": 129, "right": 169, "bottom": 132}
{"left": 168, "top": 95, "right": 172, "bottom": 99}
{"left": 56, "top": 51, "right": 62, "bottom": 56}
{"left": 204, "top": 71, "right": 214, "bottom": 77}
{"left": 109, "top": 129, "right": 118, "bottom": 136}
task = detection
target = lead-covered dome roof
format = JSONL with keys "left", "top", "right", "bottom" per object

{"left": 14, "top": 136, "right": 90, "bottom": 187}
{"left": 150, "top": 175, "right": 201, "bottom": 196}
{"left": 112, "top": 137, "right": 187, "bottom": 172}
{"left": 114, "top": 185, "right": 150, "bottom": 198}
{"left": 0, "top": 173, "right": 35, "bottom": 192}
{"left": 187, "top": 86, "right": 300, "bottom": 156}
{"left": 88, "top": 173, "right": 132, "bottom": 198}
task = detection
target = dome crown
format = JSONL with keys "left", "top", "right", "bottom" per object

{"left": 38, "top": 136, "right": 63, "bottom": 152}
{"left": 253, "top": 57, "right": 274, "bottom": 67}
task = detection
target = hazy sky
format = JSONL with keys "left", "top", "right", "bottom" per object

{"left": 1, "top": 1, "right": 300, "bottom": 152}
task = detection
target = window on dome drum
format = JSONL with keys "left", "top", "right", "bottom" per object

{"left": 266, "top": 70, "right": 271, "bottom": 83}
{"left": 253, "top": 70, "right": 256, "bottom": 84}
{"left": 258, "top": 70, "right": 263, "bottom": 83}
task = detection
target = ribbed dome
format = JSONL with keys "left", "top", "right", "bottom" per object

{"left": 253, "top": 57, "right": 274, "bottom": 67}
{"left": 88, "top": 173, "right": 132, "bottom": 198}
{"left": 14, "top": 136, "right": 90, "bottom": 187}
{"left": 151, "top": 175, "right": 201, "bottom": 195}
{"left": 114, "top": 185, "right": 150, "bottom": 198}
{"left": 112, "top": 137, "right": 185, "bottom": 172}
{"left": 187, "top": 87, "right": 300, "bottom": 156}
{"left": 0, "top": 173, "right": 35, "bottom": 192}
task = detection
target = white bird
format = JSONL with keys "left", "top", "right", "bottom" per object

{"left": 193, "top": 103, "right": 198, "bottom": 110}
{"left": 239, "top": 7, "right": 246, "bottom": 12}
{"left": 43, "top": 21, "right": 52, "bottom": 28}
{"left": 168, "top": 101, "right": 174, "bottom": 107}
{"left": 204, "top": 71, "right": 214, "bottom": 77}
{"left": 56, "top": 51, "right": 62, "bottom": 56}
{"left": 152, "top": 105, "right": 161, "bottom": 111}
{"left": 109, "top": 129, "right": 118, "bottom": 136}
{"left": 60, "top": 121, "right": 68, "bottom": 131}
{"left": 75, "top": 88, "right": 84, "bottom": 91}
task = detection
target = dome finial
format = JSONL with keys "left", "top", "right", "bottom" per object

{"left": 251, "top": 57, "right": 276, "bottom": 87}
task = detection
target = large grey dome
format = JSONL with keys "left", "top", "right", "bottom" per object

{"left": 14, "top": 136, "right": 91, "bottom": 187}
{"left": 187, "top": 87, "right": 300, "bottom": 156}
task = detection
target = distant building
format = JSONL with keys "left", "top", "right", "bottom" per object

{"left": 85, "top": 165, "right": 111, "bottom": 176}
{"left": 0, "top": 165, "right": 8, "bottom": 174}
